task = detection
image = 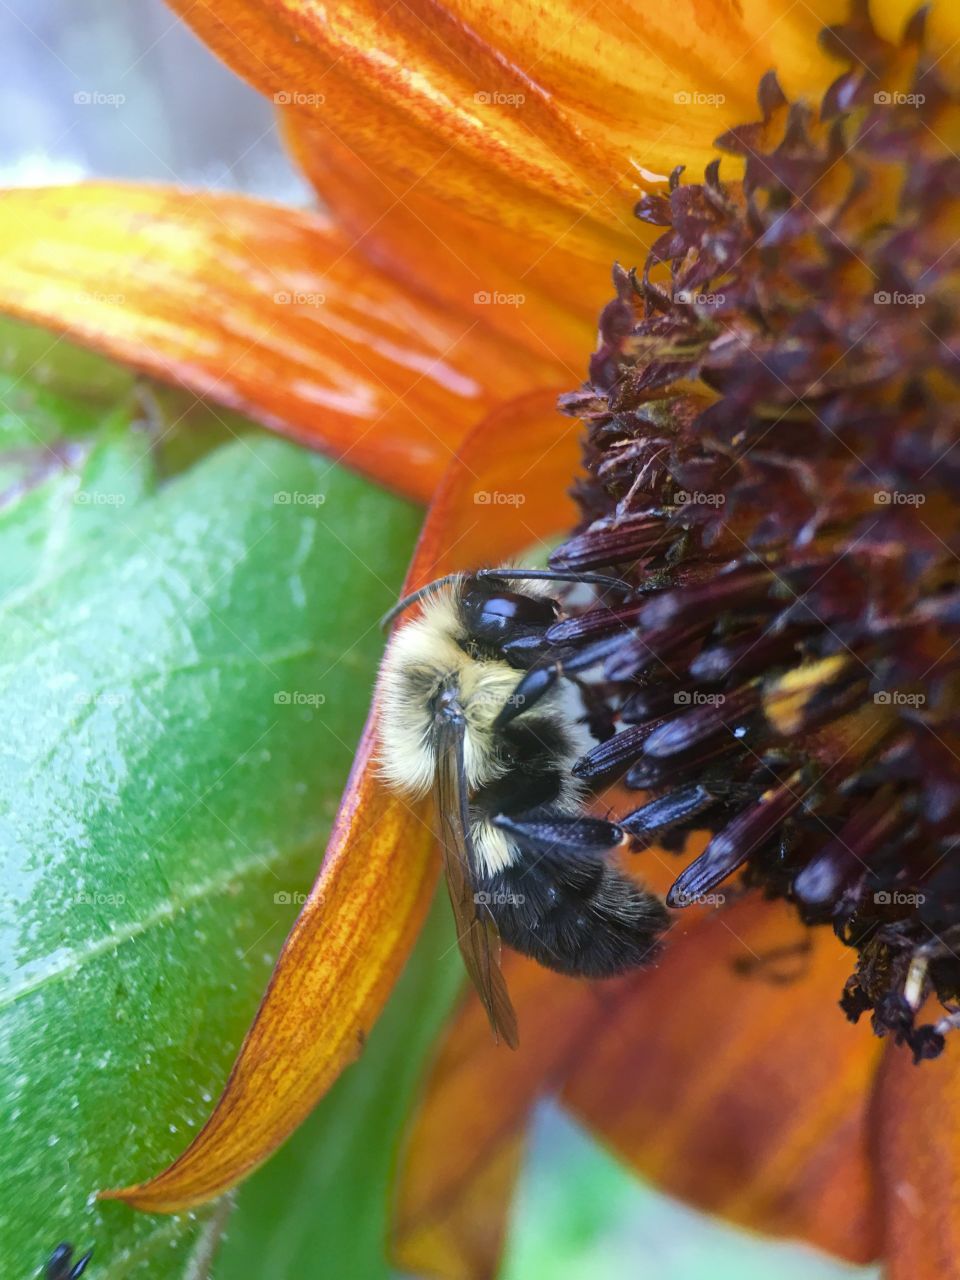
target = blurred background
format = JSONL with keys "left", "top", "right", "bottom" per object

{"left": 0, "top": 3, "right": 882, "bottom": 1277}
{"left": 0, "top": 0, "right": 310, "bottom": 201}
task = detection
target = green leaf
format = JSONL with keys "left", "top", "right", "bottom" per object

{"left": 0, "top": 340, "right": 421, "bottom": 1276}
{"left": 0, "top": 411, "right": 155, "bottom": 603}
{"left": 0, "top": 320, "right": 133, "bottom": 454}
{"left": 216, "top": 891, "right": 463, "bottom": 1280}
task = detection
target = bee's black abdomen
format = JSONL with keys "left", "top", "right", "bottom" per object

{"left": 480, "top": 853, "right": 668, "bottom": 979}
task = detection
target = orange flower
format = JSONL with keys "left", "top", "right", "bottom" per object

{"left": 3, "top": 3, "right": 960, "bottom": 1278}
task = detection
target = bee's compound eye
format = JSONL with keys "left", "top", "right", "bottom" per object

{"left": 461, "top": 583, "right": 557, "bottom": 642}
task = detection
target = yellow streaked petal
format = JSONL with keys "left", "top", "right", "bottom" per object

{"left": 169, "top": 1, "right": 846, "bottom": 270}
{"left": 872, "top": 0, "right": 960, "bottom": 83}
{"left": 0, "top": 183, "right": 567, "bottom": 502}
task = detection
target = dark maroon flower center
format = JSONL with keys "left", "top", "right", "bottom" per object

{"left": 550, "top": 4, "right": 960, "bottom": 1060}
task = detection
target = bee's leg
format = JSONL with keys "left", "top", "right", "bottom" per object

{"left": 493, "top": 810, "right": 622, "bottom": 857}
{"left": 69, "top": 1250, "right": 93, "bottom": 1279}
{"left": 46, "top": 1244, "right": 72, "bottom": 1280}
{"left": 492, "top": 662, "right": 562, "bottom": 729}
{"left": 46, "top": 1245, "right": 93, "bottom": 1280}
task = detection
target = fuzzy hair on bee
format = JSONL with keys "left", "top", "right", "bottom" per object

{"left": 378, "top": 568, "right": 668, "bottom": 1047}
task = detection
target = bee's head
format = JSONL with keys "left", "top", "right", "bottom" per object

{"left": 458, "top": 575, "right": 559, "bottom": 649}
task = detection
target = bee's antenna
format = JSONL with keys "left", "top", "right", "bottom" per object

{"left": 379, "top": 573, "right": 463, "bottom": 630}
{"left": 476, "top": 569, "right": 631, "bottom": 592}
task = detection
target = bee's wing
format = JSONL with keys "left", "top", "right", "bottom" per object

{"left": 434, "top": 712, "right": 519, "bottom": 1049}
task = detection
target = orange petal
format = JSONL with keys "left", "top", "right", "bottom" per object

{"left": 282, "top": 121, "right": 602, "bottom": 376}
{"left": 875, "top": 1008, "right": 960, "bottom": 1280}
{"left": 562, "top": 896, "right": 883, "bottom": 1263}
{"left": 0, "top": 183, "right": 566, "bottom": 502}
{"left": 170, "top": 0, "right": 843, "bottom": 265}
{"left": 103, "top": 387, "right": 580, "bottom": 1211}
{"left": 392, "top": 955, "right": 616, "bottom": 1280}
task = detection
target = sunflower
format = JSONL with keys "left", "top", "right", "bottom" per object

{"left": 3, "top": 2, "right": 960, "bottom": 1278}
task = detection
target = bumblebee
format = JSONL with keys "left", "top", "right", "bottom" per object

{"left": 379, "top": 569, "right": 668, "bottom": 1046}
